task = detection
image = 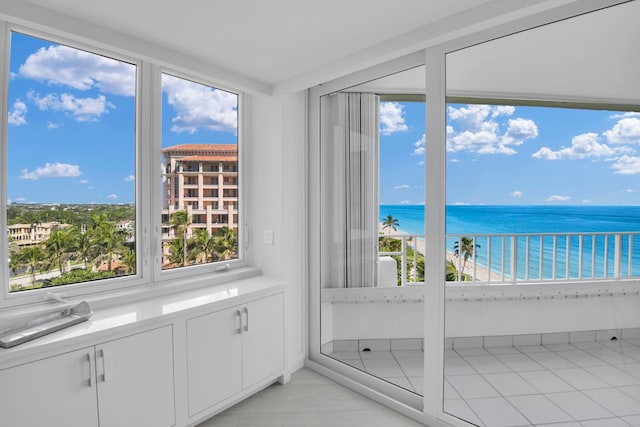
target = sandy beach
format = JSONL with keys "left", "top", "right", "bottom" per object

{"left": 380, "top": 224, "right": 490, "bottom": 281}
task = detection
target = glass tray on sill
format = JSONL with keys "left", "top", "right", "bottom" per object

{"left": 0, "top": 301, "right": 93, "bottom": 349}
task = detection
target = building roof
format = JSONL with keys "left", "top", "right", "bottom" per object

{"left": 162, "top": 144, "right": 237, "bottom": 154}
{"left": 178, "top": 155, "right": 238, "bottom": 162}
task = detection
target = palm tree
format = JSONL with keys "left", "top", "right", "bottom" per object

{"left": 169, "top": 210, "right": 191, "bottom": 267}
{"left": 91, "top": 216, "right": 126, "bottom": 272}
{"left": 166, "top": 237, "right": 184, "bottom": 266}
{"left": 190, "top": 229, "right": 215, "bottom": 264}
{"left": 215, "top": 227, "right": 238, "bottom": 261}
{"left": 45, "top": 227, "right": 77, "bottom": 275}
{"left": 16, "top": 245, "right": 47, "bottom": 286}
{"left": 121, "top": 248, "right": 136, "bottom": 274}
{"left": 73, "top": 226, "right": 94, "bottom": 269}
{"left": 381, "top": 214, "right": 399, "bottom": 237}
{"left": 453, "top": 236, "right": 480, "bottom": 275}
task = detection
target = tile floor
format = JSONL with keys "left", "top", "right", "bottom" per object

{"left": 330, "top": 337, "right": 640, "bottom": 426}
{"left": 197, "top": 367, "right": 423, "bottom": 427}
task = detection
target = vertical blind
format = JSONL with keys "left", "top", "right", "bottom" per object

{"left": 321, "top": 92, "right": 379, "bottom": 288}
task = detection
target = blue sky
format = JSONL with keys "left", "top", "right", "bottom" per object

{"left": 7, "top": 32, "right": 237, "bottom": 205}
{"left": 380, "top": 101, "right": 640, "bottom": 206}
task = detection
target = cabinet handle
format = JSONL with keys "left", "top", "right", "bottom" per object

{"left": 85, "top": 352, "right": 93, "bottom": 387}
{"left": 99, "top": 348, "right": 108, "bottom": 382}
{"left": 242, "top": 307, "right": 249, "bottom": 332}
{"left": 235, "top": 309, "right": 242, "bottom": 334}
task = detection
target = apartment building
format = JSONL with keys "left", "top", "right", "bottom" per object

{"left": 161, "top": 144, "right": 238, "bottom": 242}
{"left": 7, "top": 222, "right": 67, "bottom": 248}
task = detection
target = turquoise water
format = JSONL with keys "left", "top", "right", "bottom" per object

{"left": 380, "top": 204, "right": 640, "bottom": 279}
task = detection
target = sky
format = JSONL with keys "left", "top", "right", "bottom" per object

{"left": 380, "top": 101, "right": 640, "bottom": 206}
{"left": 6, "top": 32, "right": 237, "bottom": 205}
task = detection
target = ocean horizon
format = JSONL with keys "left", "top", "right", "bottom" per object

{"left": 380, "top": 204, "right": 640, "bottom": 279}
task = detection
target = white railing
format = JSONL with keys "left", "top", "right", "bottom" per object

{"left": 379, "top": 231, "right": 640, "bottom": 285}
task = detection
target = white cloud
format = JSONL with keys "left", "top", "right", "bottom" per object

{"left": 8, "top": 100, "right": 27, "bottom": 125}
{"left": 492, "top": 105, "right": 515, "bottom": 118}
{"left": 502, "top": 118, "right": 538, "bottom": 146}
{"left": 17, "top": 44, "right": 135, "bottom": 96}
{"left": 582, "top": 199, "right": 592, "bottom": 204}
{"left": 124, "top": 175, "right": 135, "bottom": 182}
{"left": 47, "top": 122, "right": 60, "bottom": 129}
{"left": 610, "top": 112, "right": 640, "bottom": 119}
{"left": 394, "top": 184, "right": 411, "bottom": 190}
{"left": 446, "top": 104, "right": 534, "bottom": 155}
{"left": 449, "top": 158, "right": 460, "bottom": 163}
{"left": 28, "top": 91, "right": 114, "bottom": 122}
{"left": 400, "top": 200, "right": 410, "bottom": 205}
{"left": 20, "top": 162, "right": 81, "bottom": 180}
{"left": 546, "top": 195, "right": 571, "bottom": 202}
{"left": 604, "top": 117, "right": 640, "bottom": 144}
{"left": 412, "top": 134, "right": 426, "bottom": 156}
{"left": 162, "top": 74, "right": 237, "bottom": 134}
{"left": 79, "top": 179, "right": 89, "bottom": 184}
{"left": 107, "top": 194, "right": 118, "bottom": 200}
{"left": 612, "top": 155, "right": 640, "bottom": 175}
{"left": 15, "top": 197, "right": 27, "bottom": 203}
{"left": 532, "top": 133, "right": 621, "bottom": 160}
{"left": 417, "top": 160, "right": 424, "bottom": 166}
{"left": 626, "top": 188, "right": 634, "bottom": 193}
{"left": 379, "top": 102, "right": 408, "bottom": 135}
{"left": 510, "top": 191, "right": 523, "bottom": 198}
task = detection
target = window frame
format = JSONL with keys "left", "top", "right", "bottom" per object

{"left": 0, "top": 24, "right": 247, "bottom": 310}
{"left": 152, "top": 68, "right": 246, "bottom": 284}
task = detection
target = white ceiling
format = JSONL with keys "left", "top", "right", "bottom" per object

{"left": 2, "top": 0, "right": 636, "bottom": 101}
{"left": 9, "top": 0, "right": 493, "bottom": 88}
{"left": 345, "top": 1, "right": 640, "bottom": 106}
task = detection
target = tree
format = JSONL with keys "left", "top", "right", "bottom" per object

{"left": 73, "top": 226, "right": 94, "bottom": 269}
{"left": 381, "top": 214, "right": 399, "bottom": 237}
{"left": 15, "top": 245, "right": 48, "bottom": 286}
{"left": 166, "top": 237, "right": 184, "bottom": 266}
{"left": 90, "top": 215, "right": 127, "bottom": 272}
{"left": 45, "top": 227, "right": 77, "bottom": 275}
{"left": 190, "top": 229, "right": 215, "bottom": 264}
{"left": 214, "top": 227, "right": 238, "bottom": 261}
{"left": 169, "top": 210, "right": 191, "bottom": 267}
{"left": 121, "top": 248, "right": 136, "bottom": 274}
{"left": 453, "top": 236, "right": 480, "bottom": 275}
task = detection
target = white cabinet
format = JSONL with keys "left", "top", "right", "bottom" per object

{"left": 0, "top": 325, "right": 175, "bottom": 427}
{"left": 97, "top": 325, "right": 175, "bottom": 427}
{"left": 0, "top": 347, "right": 99, "bottom": 427}
{"left": 186, "top": 293, "right": 284, "bottom": 416}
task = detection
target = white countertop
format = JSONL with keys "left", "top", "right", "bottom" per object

{"left": 0, "top": 275, "right": 285, "bottom": 367}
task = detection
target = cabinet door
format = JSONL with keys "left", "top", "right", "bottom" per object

{"left": 0, "top": 347, "right": 98, "bottom": 427}
{"left": 187, "top": 306, "right": 242, "bottom": 416}
{"left": 242, "top": 293, "right": 284, "bottom": 388}
{"left": 96, "top": 325, "right": 175, "bottom": 427}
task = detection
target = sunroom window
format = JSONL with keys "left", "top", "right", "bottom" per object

{"left": 6, "top": 32, "right": 137, "bottom": 293}
{"left": 160, "top": 73, "right": 239, "bottom": 271}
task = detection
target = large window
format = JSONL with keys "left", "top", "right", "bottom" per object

{"left": 2, "top": 30, "right": 244, "bottom": 303}
{"left": 6, "top": 32, "right": 137, "bottom": 293}
{"left": 160, "top": 73, "right": 239, "bottom": 271}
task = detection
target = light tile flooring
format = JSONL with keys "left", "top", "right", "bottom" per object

{"left": 197, "top": 367, "right": 423, "bottom": 427}
{"left": 331, "top": 337, "right": 640, "bottom": 426}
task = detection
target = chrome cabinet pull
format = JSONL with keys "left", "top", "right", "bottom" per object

{"left": 242, "top": 307, "right": 249, "bottom": 332}
{"left": 99, "top": 348, "right": 107, "bottom": 382}
{"left": 85, "top": 352, "right": 93, "bottom": 387}
{"left": 235, "top": 309, "right": 242, "bottom": 334}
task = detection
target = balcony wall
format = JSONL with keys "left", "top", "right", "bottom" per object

{"left": 321, "top": 282, "right": 640, "bottom": 346}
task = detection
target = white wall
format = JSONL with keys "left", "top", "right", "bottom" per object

{"left": 324, "top": 285, "right": 640, "bottom": 341}
{"left": 249, "top": 91, "right": 307, "bottom": 368}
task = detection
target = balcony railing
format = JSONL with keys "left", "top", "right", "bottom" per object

{"left": 379, "top": 231, "right": 640, "bottom": 285}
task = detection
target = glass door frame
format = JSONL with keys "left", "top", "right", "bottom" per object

{"left": 307, "top": 2, "right": 632, "bottom": 425}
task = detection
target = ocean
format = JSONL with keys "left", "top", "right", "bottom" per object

{"left": 380, "top": 204, "right": 640, "bottom": 280}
